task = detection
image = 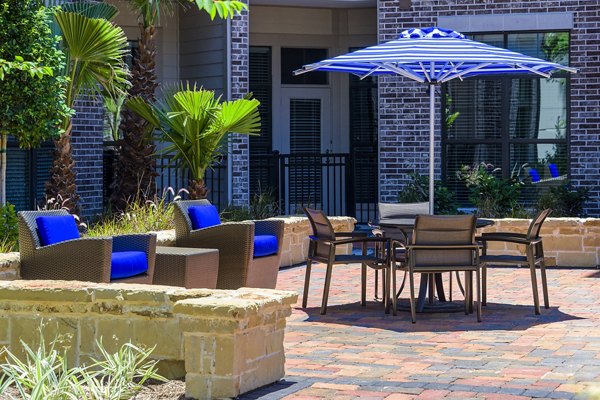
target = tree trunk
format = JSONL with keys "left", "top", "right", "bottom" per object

{"left": 188, "top": 179, "right": 209, "bottom": 200}
{"left": 45, "top": 122, "right": 80, "bottom": 214}
{"left": 0, "top": 134, "right": 7, "bottom": 206}
{"left": 110, "top": 22, "right": 158, "bottom": 212}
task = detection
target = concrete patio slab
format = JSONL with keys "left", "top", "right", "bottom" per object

{"left": 241, "top": 263, "right": 600, "bottom": 399}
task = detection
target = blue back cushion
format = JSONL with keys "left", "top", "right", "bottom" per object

{"left": 254, "top": 235, "right": 278, "bottom": 258}
{"left": 188, "top": 205, "right": 221, "bottom": 230}
{"left": 548, "top": 163, "right": 559, "bottom": 178}
{"left": 36, "top": 215, "right": 80, "bottom": 246}
{"left": 111, "top": 251, "right": 148, "bottom": 280}
{"left": 529, "top": 168, "right": 540, "bottom": 182}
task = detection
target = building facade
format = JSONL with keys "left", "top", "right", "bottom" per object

{"left": 6, "top": 0, "right": 599, "bottom": 220}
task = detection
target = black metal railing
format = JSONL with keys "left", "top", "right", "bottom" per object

{"left": 102, "top": 144, "right": 378, "bottom": 222}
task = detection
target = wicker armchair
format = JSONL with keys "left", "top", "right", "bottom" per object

{"left": 18, "top": 210, "right": 156, "bottom": 284}
{"left": 173, "top": 200, "right": 284, "bottom": 289}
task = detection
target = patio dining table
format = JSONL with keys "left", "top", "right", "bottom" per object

{"left": 375, "top": 217, "right": 494, "bottom": 313}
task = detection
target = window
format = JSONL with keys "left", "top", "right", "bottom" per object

{"left": 281, "top": 48, "right": 328, "bottom": 85}
{"left": 442, "top": 31, "right": 569, "bottom": 206}
{"left": 249, "top": 46, "right": 273, "bottom": 195}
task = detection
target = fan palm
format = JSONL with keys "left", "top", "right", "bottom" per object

{"left": 45, "top": 2, "right": 129, "bottom": 213}
{"left": 127, "top": 84, "right": 260, "bottom": 199}
{"left": 111, "top": 0, "right": 247, "bottom": 211}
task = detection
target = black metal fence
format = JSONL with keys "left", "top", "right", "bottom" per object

{"left": 103, "top": 144, "right": 378, "bottom": 223}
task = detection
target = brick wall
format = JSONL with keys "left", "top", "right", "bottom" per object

{"left": 378, "top": 0, "right": 600, "bottom": 215}
{"left": 229, "top": 1, "right": 250, "bottom": 207}
{"left": 71, "top": 96, "right": 104, "bottom": 217}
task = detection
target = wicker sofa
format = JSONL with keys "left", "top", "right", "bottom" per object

{"left": 173, "top": 200, "right": 284, "bottom": 289}
{"left": 18, "top": 210, "right": 156, "bottom": 284}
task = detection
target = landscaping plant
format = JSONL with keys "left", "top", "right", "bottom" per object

{"left": 111, "top": 0, "right": 248, "bottom": 212}
{"left": 537, "top": 182, "right": 589, "bottom": 217}
{"left": 0, "top": 203, "right": 18, "bottom": 253}
{"left": 398, "top": 173, "right": 458, "bottom": 215}
{"left": 127, "top": 84, "right": 260, "bottom": 199}
{"left": 0, "top": 0, "right": 71, "bottom": 206}
{"left": 221, "top": 186, "right": 280, "bottom": 221}
{"left": 44, "top": 1, "right": 130, "bottom": 214}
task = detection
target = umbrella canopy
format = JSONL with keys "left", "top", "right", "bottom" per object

{"left": 294, "top": 27, "right": 577, "bottom": 214}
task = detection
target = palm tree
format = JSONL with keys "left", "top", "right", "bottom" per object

{"left": 45, "top": 2, "right": 129, "bottom": 213}
{"left": 111, "top": 0, "right": 247, "bottom": 211}
{"left": 126, "top": 84, "right": 260, "bottom": 199}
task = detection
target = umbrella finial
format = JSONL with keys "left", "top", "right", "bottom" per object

{"left": 399, "top": 27, "right": 466, "bottom": 40}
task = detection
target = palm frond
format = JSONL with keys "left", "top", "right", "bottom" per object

{"left": 59, "top": 2, "right": 120, "bottom": 21}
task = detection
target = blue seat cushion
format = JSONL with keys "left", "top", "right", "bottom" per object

{"left": 36, "top": 215, "right": 80, "bottom": 246}
{"left": 254, "top": 235, "right": 278, "bottom": 258}
{"left": 529, "top": 168, "right": 540, "bottom": 182}
{"left": 111, "top": 251, "right": 148, "bottom": 280}
{"left": 188, "top": 205, "right": 221, "bottom": 230}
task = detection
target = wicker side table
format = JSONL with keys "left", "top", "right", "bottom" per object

{"left": 154, "top": 246, "right": 219, "bottom": 289}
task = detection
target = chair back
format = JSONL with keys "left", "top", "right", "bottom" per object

{"left": 527, "top": 209, "right": 552, "bottom": 240}
{"left": 173, "top": 200, "right": 212, "bottom": 241}
{"left": 18, "top": 210, "right": 70, "bottom": 253}
{"left": 412, "top": 214, "right": 476, "bottom": 267}
{"left": 378, "top": 202, "right": 429, "bottom": 221}
{"left": 303, "top": 208, "right": 336, "bottom": 241}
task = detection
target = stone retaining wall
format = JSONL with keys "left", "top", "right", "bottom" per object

{"left": 480, "top": 218, "right": 600, "bottom": 267}
{"left": 0, "top": 280, "right": 296, "bottom": 400}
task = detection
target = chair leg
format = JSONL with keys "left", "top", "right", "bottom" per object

{"left": 455, "top": 271, "right": 465, "bottom": 296}
{"left": 408, "top": 270, "right": 416, "bottom": 323}
{"left": 464, "top": 272, "right": 470, "bottom": 315}
{"left": 449, "top": 271, "right": 453, "bottom": 302}
{"left": 361, "top": 263, "right": 367, "bottom": 307}
{"left": 396, "top": 270, "right": 408, "bottom": 298}
{"left": 391, "top": 263, "right": 397, "bottom": 316}
{"left": 482, "top": 263, "right": 487, "bottom": 306}
{"left": 374, "top": 270, "right": 380, "bottom": 301}
{"left": 302, "top": 259, "right": 312, "bottom": 308}
{"left": 527, "top": 245, "right": 541, "bottom": 315}
{"left": 320, "top": 259, "right": 334, "bottom": 315}
{"left": 428, "top": 274, "right": 435, "bottom": 304}
{"left": 468, "top": 271, "right": 474, "bottom": 314}
{"left": 540, "top": 259, "right": 550, "bottom": 309}
{"left": 476, "top": 268, "right": 482, "bottom": 322}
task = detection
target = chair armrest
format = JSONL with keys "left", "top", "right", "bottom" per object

{"left": 480, "top": 232, "right": 528, "bottom": 240}
{"left": 310, "top": 236, "right": 389, "bottom": 246}
{"left": 335, "top": 231, "right": 367, "bottom": 238}
{"left": 254, "top": 219, "right": 284, "bottom": 237}
{"left": 112, "top": 233, "right": 157, "bottom": 253}
{"left": 477, "top": 235, "right": 540, "bottom": 246}
{"left": 28, "top": 237, "right": 113, "bottom": 282}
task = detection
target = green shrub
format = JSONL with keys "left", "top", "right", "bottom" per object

{"left": 457, "top": 163, "right": 523, "bottom": 218}
{"left": 537, "top": 182, "right": 589, "bottom": 217}
{"left": 0, "top": 203, "right": 18, "bottom": 253}
{"left": 221, "top": 187, "right": 280, "bottom": 221}
{"left": 87, "top": 189, "right": 180, "bottom": 237}
{"left": 398, "top": 173, "right": 458, "bottom": 215}
{"left": 0, "top": 328, "right": 164, "bottom": 399}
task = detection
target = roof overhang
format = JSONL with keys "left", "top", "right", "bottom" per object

{"left": 251, "top": 0, "right": 377, "bottom": 8}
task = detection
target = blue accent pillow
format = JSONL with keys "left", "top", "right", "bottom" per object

{"left": 548, "top": 163, "right": 559, "bottom": 178}
{"left": 254, "top": 235, "right": 278, "bottom": 258}
{"left": 529, "top": 168, "right": 540, "bottom": 183}
{"left": 111, "top": 251, "right": 148, "bottom": 280}
{"left": 36, "top": 215, "right": 80, "bottom": 246}
{"left": 188, "top": 205, "right": 221, "bottom": 230}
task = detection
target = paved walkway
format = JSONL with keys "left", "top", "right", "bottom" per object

{"left": 241, "top": 264, "right": 600, "bottom": 400}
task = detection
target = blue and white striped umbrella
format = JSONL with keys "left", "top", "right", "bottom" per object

{"left": 294, "top": 27, "right": 577, "bottom": 213}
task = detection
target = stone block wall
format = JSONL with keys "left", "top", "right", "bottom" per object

{"left": 378, "top": 0, "right": 600, "bottom": 216}
{"left": 0, "top": 281, "right": 296, "bottom": 400}
{"left": 480, "top": 218, "right": 600, "bottom": 267}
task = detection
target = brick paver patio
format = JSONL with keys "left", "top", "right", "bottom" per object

{"left": 242, "top": 263, "right": 600, "bottom": 399}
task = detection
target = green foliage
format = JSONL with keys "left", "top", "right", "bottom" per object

{"left": 52, "top": 6, "right": 130, "bottom": 115}
{"left": 0, "top": 203, "right": 18, "bottom": 253}
{"left": 127, "top": 83, "right": 260, "bottom": 182}
{"left": 537, "top": 182, "right": 589, "bottom": 217}
{"left": 398, "top": 173, "right": 457, "bottom": 215}
{"left": 103, "top": 92, "right": 125, "bottom": 141}
{"left": 221, "top": 187, "right": 280, "bottom": 221}
{"left": 457, "top": 163, "right": 523, "bottom": 218}
{"left": 192, "top": 0, "right": 248, "bottom": 20}
{"left": 0, "top": 0, "right": 71, "bottom": 148}
{"left": 87, "top": 188, "right": 180, "bottom": 236}
{"left": 0, "top": 327, "right": 164, "bottom": 399}
{"left": 444, "top": 93, "right": 460, "bottom": 130}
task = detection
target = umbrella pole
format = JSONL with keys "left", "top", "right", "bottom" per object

{"left": 429, "top": 84, "right": 435, "bottom": 215}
